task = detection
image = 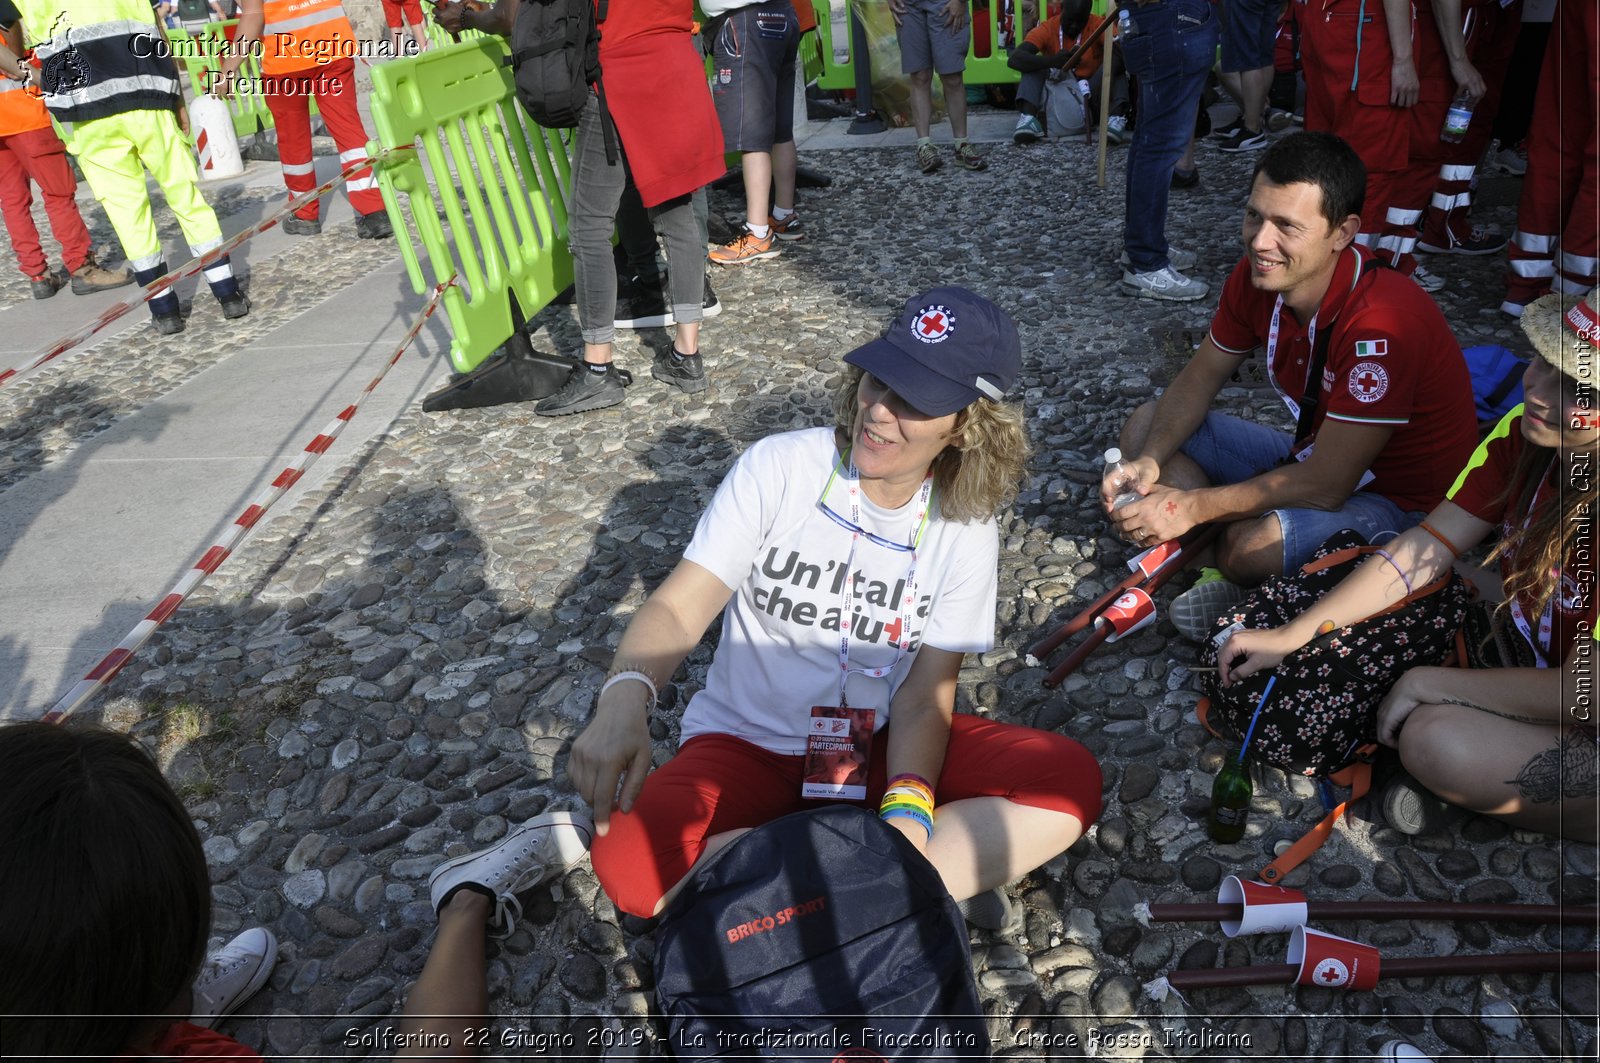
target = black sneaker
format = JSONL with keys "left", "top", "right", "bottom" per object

{"left": 30, "top": 268, "right": 66, "bottom": 299}
{"left": 535, "top": 364, "right": 628, "bottom": 416}
{"left": 651, "top": 349, "right": 708, "bottom": 394}
{"left": 1216, "top": 125, "right": 1269, "bottom": 153}
{"left": 1171, "top": 166, "right": 1200, "bottom": 189}
{"left": 219, "top": 292, "right": 251, "bottom": 319}
{"left": 153, "top": 309, "right": 186, "bottom": 335}
{"left": 614, "top": 274, "right": 671, "bottom": 329}
{"left": 355, "top": 210, "right": 393, "bottom": 239}
{"left": 702, "top": 274, "right": 721, "bottom": 319}
{"left": 1209, "top": 117, "right": 1244, "bottom": 141}
{"left": 282, "top": 215, "right": 322, "bottom": 236}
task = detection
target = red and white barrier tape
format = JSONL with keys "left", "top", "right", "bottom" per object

{"left": 0, "top": 146, "right": 413, "bottom": 393}
{"left": 42, "top": 274, "right": 456, "bottom": 723}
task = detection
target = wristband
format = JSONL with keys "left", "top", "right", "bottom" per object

{"left": 1419, "top": 520, "right": 1462, "bottom": 558}
{"left": 880, "top": 806, "right": 933, "bottom": 840}
{"left": 599, "top": 670, "right": 656, "bottom": 711}
{"left": 887, "top": 772, "right": 934, "bottom": 796}
{"left": 1373, "top": 548, "right": 1414, "bottom": 595}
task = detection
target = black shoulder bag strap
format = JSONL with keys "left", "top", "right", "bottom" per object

{"left": 1291, "top": 254, "right": 1386, "bottom": 450}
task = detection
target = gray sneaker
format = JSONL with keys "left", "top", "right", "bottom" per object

{"left": 190, "top": 928, "right": 279, "bottom": 1029}
{"left": 427, "top": 811, "right": 595, "bottom": 938}
{"left": 535, "top": 364, "right": 628, "bottom": 416}
{"left": 1121, "top": 265, "right": 1208, "bottom": 302}
{"left": 1170, "top": 571, "right": 1249, "bottom": 641}
{"left": 652, "top": 349, "right": 708, "bottom": 394}
{"left": 957, "top": 887, "right": 1018, "bottom": 931}
{"left": 1121, "top": 245, "right": 1196, "bottom": 272}
{"left": 1410, "top": 265, "right": 1446, "bottom": 293}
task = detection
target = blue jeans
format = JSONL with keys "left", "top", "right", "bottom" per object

{"left": 1121, "top": 0, "right": 1218, "bottom": 273}
{"left": 1179, "top": 413, "right": 1426, "bottom": 572}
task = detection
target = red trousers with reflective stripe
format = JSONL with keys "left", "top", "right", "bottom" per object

{"left": 1420, "top": 0, "right": 1522, "bottom": 250}
{"left": 0, "top": 125, "right": 93, "bottom": 278}
{"left": 1506, "top": 0, "right": 1599, "bottom": 305}
{"left": 1299, "top": 2, "right": 1408, "bottom": 251}
{"left": 263, "top": 57, "right": 384, "bottom": 221}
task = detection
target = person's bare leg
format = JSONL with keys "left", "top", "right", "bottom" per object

{"left": 940, "top": 72, "right": 969, "bottom": 139}
{"left": 1177, "top": 132, "right": 1197, "bottom": 176}
{"left": 410, "top": 20, "right": 430, "bottom": 52}
{"left": 396, "top": 890, "right": 492, "bottom": 1058}
{"left": 674, "top": 321, "right": 700, "bottom": 357}
{"left": 583, "top": 341, "right": 613, "bottom": 367}
{"left": 1400, "top": 705, "right": 1600, "bottom": 842}
{"left": 741, "top": 150, "right": 773, "bottom": 228}
{"left": 1240, "top": 65, "right": 1272, "bottom": 132}
{"left": 909, "top": 69, "right": 935, "bottom": 138}
{"left": 921, "top": 798, "right": 1086, "bottom": 901}
{"left": 1213, "top": 512, "right": 1286, "bottom": 582}
{"left": 649, "top": 828, "right": 752, "bottom": 916}
{"left": 389, "top": 27, "right": 403, "bottom": 55}
{"left": 771, "top": 140, "right": 797, "bottom": 213}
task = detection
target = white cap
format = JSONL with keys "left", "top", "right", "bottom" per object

{"left": 1104, "top": 448, "right": 1123, "bottom": 464}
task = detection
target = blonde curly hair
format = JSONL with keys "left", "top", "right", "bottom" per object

{"left": 830, "top": 365, "right": 1030, "bottom": 523}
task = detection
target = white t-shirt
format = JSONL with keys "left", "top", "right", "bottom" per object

{"left": 681, "top": 428, "right": 999, "bottom": 755}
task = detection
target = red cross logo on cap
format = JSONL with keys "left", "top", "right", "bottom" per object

{"left": 911, "top": 304, "right": 955, "bottom": 344}
{"left": 1347, "top": 361, "right": 1389, "bottom": 403}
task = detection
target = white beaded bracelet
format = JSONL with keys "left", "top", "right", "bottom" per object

{"left": 600, "top": 670, "right": 657, "bottom": 711}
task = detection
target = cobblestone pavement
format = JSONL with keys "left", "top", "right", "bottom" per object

{"left": 17, "top": 128, "right": 1596, "bottom": 1059}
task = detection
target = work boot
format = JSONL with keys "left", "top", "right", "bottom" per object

{"left": 153, "top": 309, "right": 186, "bottom": 335}
{"left": 282, "top": 215, "right": 322, "bottom": 236}
{"left": 69, "top": 253, "right": 134, "bottom": 295}
{"left": 355, "top": 210, "right": 393, "bottom": 239}
{"left": 219, "top": 292, "right": 251, "bottom": 319}
{"left": 29, "top": 268, "right": 66, "bottom": 299}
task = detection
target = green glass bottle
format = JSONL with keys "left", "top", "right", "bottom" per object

{"left": 1208, "top": 751, "right": 1253, "bottom": 843}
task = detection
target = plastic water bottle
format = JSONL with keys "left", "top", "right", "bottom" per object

{"left": 1441, "top": 88, "right": 1475, "bottom": 143}
{"left": 1103, "top": 448, "right": 1142, "bottom": 510}
{"left": 1208, "top": 750, "right": 1253, "bottom": 843}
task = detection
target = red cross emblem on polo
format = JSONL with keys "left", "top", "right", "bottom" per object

{"left": 1348, "top": 361, "right": 1390, "bottom": 403}
{"left": 911, "top": 304, "right": 955, "bottom": 344}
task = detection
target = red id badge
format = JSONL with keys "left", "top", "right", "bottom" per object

{"left": 801, "top": 706, "right": 875, "bottom": 801}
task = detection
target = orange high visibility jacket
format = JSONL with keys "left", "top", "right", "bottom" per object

{"left": 261, "top": 0, "right": 355, "bottom": 75}
{"left": 0, "top": 77, "right": 51, "bottom": 135}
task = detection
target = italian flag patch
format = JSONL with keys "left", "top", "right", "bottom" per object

{"left": 1354, "top": 339, "right": 1388, "bottom": 357}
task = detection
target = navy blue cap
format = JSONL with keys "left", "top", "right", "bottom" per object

{"left": 843, "top": 287, "right": 1021, "bottom": 416}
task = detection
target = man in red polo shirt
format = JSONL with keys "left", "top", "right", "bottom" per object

{"left": 1100, "top": 132, "right": 1478, "bottom": 639}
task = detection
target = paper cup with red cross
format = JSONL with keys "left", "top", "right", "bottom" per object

{"left": 1217, "top": 876, "right": 1309, "bottom": 937}
{"left": 1127, "top": 539, "right": 1181, "bottom": 579}
{"left": 1096, "top": 587, "right": 1156, "bottom": 642}
{"left": 1288, "top": 927, "right": 1381, "bottom": 991}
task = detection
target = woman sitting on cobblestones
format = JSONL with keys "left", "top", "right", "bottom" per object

{"left": 0, "top": 722, "right": 278, "bottom": 1060}
{"left": 566, "top": 286, "right": 1103, "bottom": 921}
{"left": 1219, "top": 290, "right": 1598, "bottom": 841}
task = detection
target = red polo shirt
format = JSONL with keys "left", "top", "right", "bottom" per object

{"left": 1206, "top": 245, "right": 1478, "bottom": 513}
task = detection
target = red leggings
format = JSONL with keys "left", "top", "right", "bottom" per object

{"left": 590, "top": 714, "right": 1103, "bottom": 918}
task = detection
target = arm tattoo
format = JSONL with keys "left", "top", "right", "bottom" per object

{"left": 1505, "top": 734, "right": 1598, "bottom": 805}
{"left": 1440, "top": 697, "right": 1546, "bottom": 726}
{"left": 1164, "top": 501, "right": 1178, "bottom": 516}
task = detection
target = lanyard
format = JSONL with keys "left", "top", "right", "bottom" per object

{"left": 1265, "top": 295, "right": 1318, "bottom": 422}
{"left": 827, "top": 458, "right": 933, "bottom": 707}
{"left": 1506, "top": 457, "right": 1559, "bottom": 666}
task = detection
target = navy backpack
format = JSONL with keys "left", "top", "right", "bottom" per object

{"left": 652, "top": 805, "right": 989, "bottom": 1062}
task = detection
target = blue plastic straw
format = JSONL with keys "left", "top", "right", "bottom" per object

{"left": 1236, "top": 675, "right": 1278, "bottom": 764}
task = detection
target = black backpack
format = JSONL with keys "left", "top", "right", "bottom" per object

{"left": 509, "top": 0, "right": 608, "bottom": 131}
{"left": 653, "top": 806, "right": 989, "bottom": 1062}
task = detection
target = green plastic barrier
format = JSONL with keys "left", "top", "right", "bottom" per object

{"left": 166, "top": 22, "right": 282, "bottom": 140}
{"left": 808, "top": 0, "right": 1112, "bottom": 91}
{"left": 367, "top": 37, "right": 576, "bottom": 375}
{"left": 809, "top": 0, "right": 1022, "bottom": 91}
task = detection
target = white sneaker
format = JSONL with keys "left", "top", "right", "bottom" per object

{"left": 1411, "top": 265, "right": 1446, "bottom": 293}
{"left": 1013, "top": 113, "right": 1044, "bottom": 144}
{"left": 428, "top": 810, "right": 594, "bottom": 938}
{"left": 1121, "top": 245, "right": 1196, "bottom": 272}
{"left": 1377, "top": 1040, "right": 1435, "bottom": 1062}
{"left": 1105, "top": 114, "right": 1129, "bottom": 145}
{"left": 190, "top": 928, "right": 279, "bottom": 1029}
{"left": 1121, "top": 265, "right": 1208, "bottom": 302}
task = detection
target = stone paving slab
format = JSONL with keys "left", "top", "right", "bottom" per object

{"left": 2, "top": 115, "right": 1595, "bottom": 1061}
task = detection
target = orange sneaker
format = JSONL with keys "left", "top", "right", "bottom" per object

{"left": 708, "top": 229, "right": 779, "bottom": 266}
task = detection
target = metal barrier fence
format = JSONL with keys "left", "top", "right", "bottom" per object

{"left": 367, "top": 37, "right": 575, "bottom": 375}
